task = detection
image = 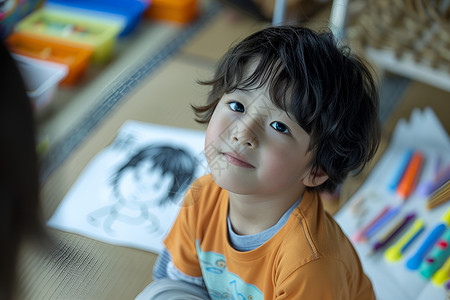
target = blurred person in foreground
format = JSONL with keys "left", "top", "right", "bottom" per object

{"left": 0, "top": 39, "right": 46, "bottom": 300}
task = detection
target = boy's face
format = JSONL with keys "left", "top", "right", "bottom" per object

{"left": 205, "top": 84, "right": 324, "bottom": 199}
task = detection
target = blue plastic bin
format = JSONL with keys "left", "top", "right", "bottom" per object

{"left": 46, "top": 0, "right": 151, "bottom": 36}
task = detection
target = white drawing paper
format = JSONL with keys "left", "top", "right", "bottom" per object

{"left": 48, "top": 121, "right": 208, "bottom": 253}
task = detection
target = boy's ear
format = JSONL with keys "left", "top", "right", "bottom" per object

{"left": 302, "top": 167, "right": 329, "bottom": 187}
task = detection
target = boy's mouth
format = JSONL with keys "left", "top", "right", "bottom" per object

{"left": 222, "top": 152, "right": 255, "bottom": 168}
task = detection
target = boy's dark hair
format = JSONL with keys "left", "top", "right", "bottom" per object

{"left": 192, "top": 26, "right": 380, "bottom": 192}
{"left": 111, "top": 145, "right": 197, "bottom": 205}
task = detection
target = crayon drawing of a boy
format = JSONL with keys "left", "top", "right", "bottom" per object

{"left": 87, "top": 144, "right": 197, "bottom": 236}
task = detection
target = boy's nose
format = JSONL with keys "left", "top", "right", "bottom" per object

{"left": 230, "top": 124, "right": 258, "bottom": 149}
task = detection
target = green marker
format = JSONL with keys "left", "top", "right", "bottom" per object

{"left": 419, "top": 228, "right": 450, "bottom": 279}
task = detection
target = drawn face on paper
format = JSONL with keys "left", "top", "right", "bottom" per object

{"left": 110, "top": 144, "right": 197, "bottom": 210}
{"left": 116, "top": 161, "right": 174, "bottom": 207}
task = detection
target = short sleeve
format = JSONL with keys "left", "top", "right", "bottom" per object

{"left": 275, "top": 258, "right": 374, "bottom": 300}
{"left": 163, "top": 180, "right": 204, "bottom": 278}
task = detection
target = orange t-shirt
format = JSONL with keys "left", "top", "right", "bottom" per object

{"left": 164, "top": 174, "right": 375, "bottom": 299}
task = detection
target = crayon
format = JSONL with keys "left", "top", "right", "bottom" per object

{"left": 432, "top": 256, "right": 450, "bottom": 286}
{"left": 388, "top": 149, "right": 413, "bottom": 191}
{"left": 406, "top": 207, "right": 450, "bottom": 270}
{"left": 368, "top": 213, "right": 416, "bottom": 256}
{"left": 426, "top": 180, "right": 450, "bottom": 210}
{"left": 434, "top": 155, "right": 442, "bottom": 176}
{"left": 397, "top": 151, "right": 425, "bottom": 200}
{"left": 365, "top": 206, "right": 401, "bottom": 241}
{"left": 352, "top": 205, "right": 391, "bottom": 243}
{"left": 385, "top": 218, "right": 425, "bottom": 262}
{"left": 419, "top": 228, "right": 450, "bottom": 279}
{"left": 418, "top": 165, "right": 450, "bottom": 197}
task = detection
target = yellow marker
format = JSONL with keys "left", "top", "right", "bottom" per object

{"left": 443, "top": 207, "right": 450, "bottom": 225}
{"left": 432, "top": 256, "right": 450, "bottom": 286}
{"left": 385, "top": 219, "right": 425, "bottom": 262}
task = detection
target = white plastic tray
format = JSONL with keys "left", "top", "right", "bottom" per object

{"left": 13, "top": 54, "right": 68, "bottom": 111}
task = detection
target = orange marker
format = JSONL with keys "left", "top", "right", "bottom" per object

{"left": 397, "top": 151, "right": 425, "bottom": 200}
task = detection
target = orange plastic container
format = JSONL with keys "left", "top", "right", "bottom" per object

{"left": 144, "top": 0, "right": 198, "bottom": 24}
{"left": 7, "top": 32, "right": 92, "bottom": 85}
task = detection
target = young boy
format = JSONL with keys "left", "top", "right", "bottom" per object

{"left": 137, "top": 25, "right": 380, "bottom": 299}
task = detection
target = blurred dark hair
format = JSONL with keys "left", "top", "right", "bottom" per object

{"left": 0, "top": 40, "right": 45, "bottom": 299}
{"left": 111, "top": 145, "right": 197, "bottom": 206}
{"left": 192, "top": 26, "right": 380, "bottom": 192}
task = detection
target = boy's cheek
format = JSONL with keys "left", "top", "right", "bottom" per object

{"left": 206, "top": 116, "right": 234, "bottom": 145}
{"left": 262, "top": 149, "right": 309, "bottom": 179}
{"left": 205, "top": 125, "right": 219, "bottom": 151}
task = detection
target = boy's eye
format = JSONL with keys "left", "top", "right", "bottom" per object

{"left": 228, "top": 101, "right": 245, "bottom": 113}
{"left": 270, "top": 121, "right": 290, "bottom": 134}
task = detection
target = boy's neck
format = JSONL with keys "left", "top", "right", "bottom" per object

{"left": 227, "top": 186, "right": 306, "bottom": 236}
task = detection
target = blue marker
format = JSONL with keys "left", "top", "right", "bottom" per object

{"left": 388, "top": 149, "right": 414, "bottom": 192}
{"left": 406, "top": 208, "right": 450, "bottom": 270}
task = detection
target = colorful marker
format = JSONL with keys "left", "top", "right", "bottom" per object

{"left": 388, "top": 149, "right": 413, "bottom": 191}
{"left": 432, "top": 257, "right": 450, "bottom": 286}
{"left": 406, "top": 207, "right": 450, "bottom": 270}
{"left": 418, "top": 165, "right": 450, "bottom": 197}
{"left": 426, "top": 180, "right": 450, "bottom": 210}
{"left": 434, "top": 155, "right": 442, "bottom": 176}
{"left": 419, "top": 228, "right": 450, "bottom": 279}
{"left": 397, "top": 151, "right": 425, "bottom": 200}
{"left": 367, "top": 213, "right": 416, "bottom": 256}
{"left": 352, "top": 205, "right": 391, "bottom": 243}
{"left": 385, "top": 218, "right": 425, "bottom": 262}
{"left": 365, "top": 206, "right": 401, "bottom": 241}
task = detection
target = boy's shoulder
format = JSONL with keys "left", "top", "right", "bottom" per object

{"left": 281, "top": 191, "right": 361, "bottom": 270}
{"left": 277, "top": 192, "right": 374, "bottom": 298}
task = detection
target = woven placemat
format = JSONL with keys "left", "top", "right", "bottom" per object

{"left": 348, "top": 0, "right": 450, "bottom": 70}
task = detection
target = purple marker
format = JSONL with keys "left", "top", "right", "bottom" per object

{"left": 417, "top": 164, "right": 450, "bottom": 196}
{"left": 369, "top": 213, "right": 416, "bottom": 255}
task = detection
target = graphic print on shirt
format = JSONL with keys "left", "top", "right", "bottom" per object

{"left": 196, "top": 240, "right": 263, "bottom": 300}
